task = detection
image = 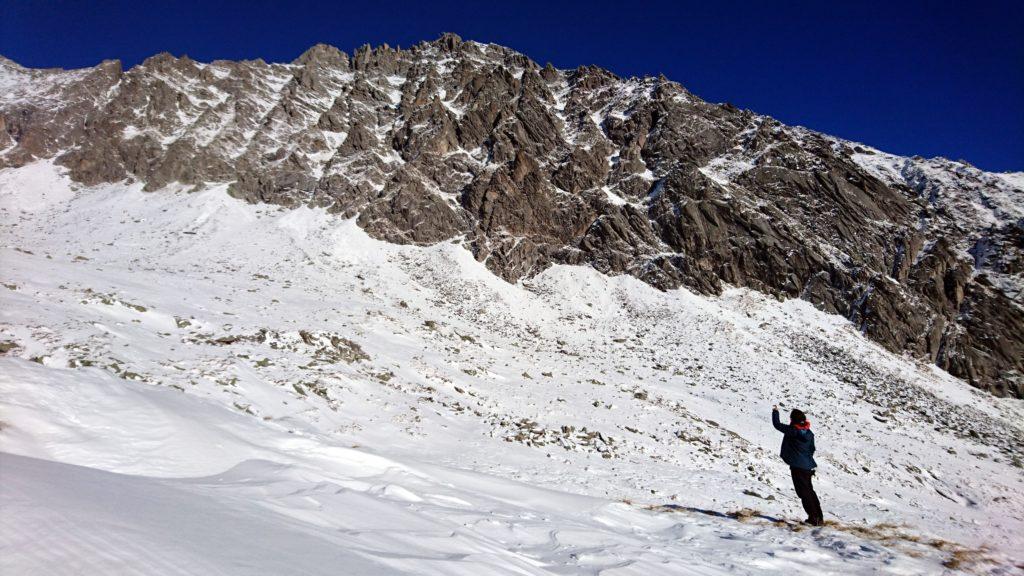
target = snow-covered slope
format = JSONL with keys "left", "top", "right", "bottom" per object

{"left": 2, "top": 161, "right": 1023, "bottom": 574}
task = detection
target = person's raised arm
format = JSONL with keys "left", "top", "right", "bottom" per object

{"left": 772, "top": 405, "right": 791, "bottom": 433}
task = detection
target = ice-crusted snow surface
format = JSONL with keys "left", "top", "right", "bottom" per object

{"left": 2, "top": 162, "right": 1023, "bottom": 575}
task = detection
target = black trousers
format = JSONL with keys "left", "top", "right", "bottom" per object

{"left": 790, "top": 467, "right": 823, "bottom": 523}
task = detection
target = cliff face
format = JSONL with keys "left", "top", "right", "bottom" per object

{"left": 1, "top": 34, "right": 1021, "bottom": 396}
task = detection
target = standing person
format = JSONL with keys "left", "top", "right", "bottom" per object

{"left": 772, "top": 405, "right": 824, "bottom": 526}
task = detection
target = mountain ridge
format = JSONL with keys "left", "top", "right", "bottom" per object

{"left": 1, "top": 33, "right": 1022, "bottom": 396}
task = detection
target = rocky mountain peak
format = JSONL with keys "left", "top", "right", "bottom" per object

{"left": 293, "top": 43, "right": 349, "bottom": 68}
{"left": 0, "top": 55, "right": 24, "bottom": 70}
{"left": 0, "top": 37, "right": 1021, "bottom": 396}
{"left": 434, "top": 32, "right": 465, "bottom": 52}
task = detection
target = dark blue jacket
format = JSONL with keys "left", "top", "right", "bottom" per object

{"left": 772, "top": 409, "right": 817, "bottom": 470}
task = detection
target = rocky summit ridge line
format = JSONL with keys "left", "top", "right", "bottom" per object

{"left": 1, "top": 33, "right": 1022, "bottom": 397}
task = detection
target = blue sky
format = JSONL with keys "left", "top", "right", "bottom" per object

{"left": 2, "top": 0, "right": 1022, "bottom": 171}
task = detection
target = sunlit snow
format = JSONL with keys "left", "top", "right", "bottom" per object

{"left": 1, "top": 161, "right": 1022, "bottom": 574}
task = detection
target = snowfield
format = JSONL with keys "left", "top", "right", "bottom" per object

{"left": 1, "top": 161, "right": 1023, "bottom": 575}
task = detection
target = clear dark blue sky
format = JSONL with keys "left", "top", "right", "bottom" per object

{"left": 3, "top": 0, "right": 1022, "bottom": 171}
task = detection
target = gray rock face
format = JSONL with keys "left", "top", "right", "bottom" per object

{"left": 2, "top": 35, "right": 1022, "bottom": 396}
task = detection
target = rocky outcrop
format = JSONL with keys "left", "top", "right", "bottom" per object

{"left": 1, "top": 35, "right": 1021, "bottom": 396}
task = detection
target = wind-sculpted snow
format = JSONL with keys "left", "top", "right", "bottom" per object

{"left": 1, "top": 162, "right": 1022, "bottom": 573}
{"left": 0, "top": 34, "right": 1022, "bottom": 395}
